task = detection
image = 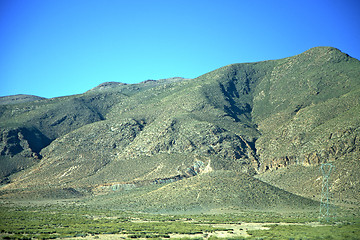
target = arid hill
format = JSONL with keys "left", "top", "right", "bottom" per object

{"left": 1, "top": 47, "right": 359, "bottom": 212}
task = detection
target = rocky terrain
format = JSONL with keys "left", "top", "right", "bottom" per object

{"left": 0, "top": 94, "right": 46, "bottom": 105}
{"left": 0, "top": 47, "right": 359, "bottom": 212}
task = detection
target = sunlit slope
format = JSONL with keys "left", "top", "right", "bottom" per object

{"left": 85, "top": 170, "right": 318, "bottom": 213}
{"left": 252, "top": 47, "right": 360, "bottom": 172}
{"left": 1, "top": 47, "right": 359, "bottom": 210}
{"left": 0, "top": 80, "right": 185, "bottom": 181}
{"left": 256, "top": 153, "right": 360, "bottom": 209}
{"left": 0, "top": 95, "right": 108, "bottom": 180}
{"left": 251, "top": 48, "right": 360, "bottom": 209}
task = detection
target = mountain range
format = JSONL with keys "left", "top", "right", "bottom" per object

{"left": 0, "top": 47, "right": 359, "bottom": 212}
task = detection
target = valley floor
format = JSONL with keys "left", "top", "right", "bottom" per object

{"left": 66, "top": 222, "right": 331, "bottom": 240}
{"left": 1, "top": 199, "right": 359, "bottom": 240}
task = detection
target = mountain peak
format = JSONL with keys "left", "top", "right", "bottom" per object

{"left": 88, "top": 82, "right": 127, "bottom": 92}
{"left": 306, "top": 46, "right": 340, "bottom": 52}
{"left": 300, "top": 46, "right": 351, "bottom": 59}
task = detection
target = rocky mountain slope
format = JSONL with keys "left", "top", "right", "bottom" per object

{"left": 0, "top": 94, "right": 46, "bottom": 105}
{"left": 1, "top": 47, "right": 359, "bottom": 211}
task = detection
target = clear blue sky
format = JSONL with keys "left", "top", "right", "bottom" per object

{"left": 1, "top": 0, "right": 359, "bottom": 98}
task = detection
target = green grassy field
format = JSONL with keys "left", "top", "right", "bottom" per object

{"left": 1, "top": 202, "right": 359, "bottom": 240}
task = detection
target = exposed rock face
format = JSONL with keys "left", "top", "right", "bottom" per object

{"left": 303, "top": 152, "right": 321, "bottom": 166}
{"left": 93, "top": 160, "right": 210, "bottom": 195}
{"left": 257, "top": 124, "right": 360, "bottom": 172}
{"left": 0, "top": 128, "right": 51, "bottom": 159}
{"left": 0, "top": 127, "right": 50, "bottom": 180}
{"left": 119, "top": 118, "right": 251, "bottom": 163}
{"left": 1, "top": 129, "right": 26, "bottom": 157}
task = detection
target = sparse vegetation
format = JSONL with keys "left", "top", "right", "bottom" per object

{"left": 0, "top": 203, "right": 359, "bottom": 239}
{"left": 247, "top": 222, "right": 360, "bottom": 240}
{"left": 0, "top": 47, "right": 360, "bottom": 239}
{"left": 0, "top": 204, "right": 228, "bottom": 239}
